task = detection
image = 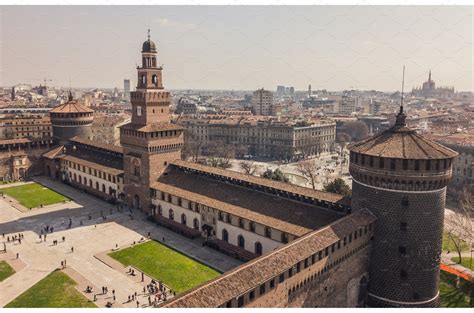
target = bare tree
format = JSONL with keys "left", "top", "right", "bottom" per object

{"left": 239, "top": 160, "right": 259, "bottom": 176}
{"left": 344, "top": 121, "right": 369, "bottom": 141}
{"left": 296, "top": 160, "right": 319, "bottom": 190}
{"left": 445, "top": 205, "right": 473, "bottom": 264}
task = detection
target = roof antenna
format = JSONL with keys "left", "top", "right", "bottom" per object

{"left": 68, "top": 78, "right": 73, "bottom": 102}
{"left": 395, "top": 66, "right": 407, "bottom": 127}
{"left": 400, "top": 65, "right": 405, "bottom": 114}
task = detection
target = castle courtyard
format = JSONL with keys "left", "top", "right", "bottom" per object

{"left": 0, "top": 177, "right": 241, "bottom": 308}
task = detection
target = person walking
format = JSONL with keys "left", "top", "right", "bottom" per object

{"left": 71, "top": 246, "right": 74, "bottom": 253}
{"left": 136, "top": 301, "right": 140, "bottom": 308}
{"left": 16, "top": 252, "right": 19, "bottom": 259}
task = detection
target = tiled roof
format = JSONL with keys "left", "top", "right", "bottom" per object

{"left": 163, "top": 209, "right": 376, "bottom": 308}
{"left": 155, "top": 168, "right": 342, "bottom": 236}
{"left": 0, "top": 138, "right": 32, "bottom": 145}
{"left": 153, "top": 180, "right": 311, "bottom": 237}
{"left": 62, "top": 155, "right": 124, "bottom": 176}
{"left": 171, "top": 160, "right": 345, "bottom": 204}
{"left": 70, "top": 136, "right": 123, "bottom": 154}
{"left": 349, "top": 126, "right": 458, "bottom": 159}
{"left": 119, "top": 122, "right": 184, "bottom": 133}
{"left": 50, "top": 101, "right": 94, "bottom": 113}
{"left": 42, "top": 145, "right": 65, "bottom": 159}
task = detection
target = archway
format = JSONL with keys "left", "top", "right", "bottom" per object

{"left": 133, "top": 194, "right": 140, "bottom": 210}
{"left": 238, "top": 235, "right": 245, "bottom": 249}
{"left": 46, "top": 165, "right": 51, "bottom": 178}
{"left": 255, "top": 242, "right": 263, "bottom": 255}
{"left": 169, "top": 209, "right": 174, "bottom": 220}
{"left": 222, "top": 229, "right": 229, "bottom": 242}
{"left": 193, "top": 218, "right": 199, "bottom": 230}
{"left": 357, "top": 276, "right": 368, "bottom": 307}
{"left": 181, "top": 213, "right": 187, "bottom": 225}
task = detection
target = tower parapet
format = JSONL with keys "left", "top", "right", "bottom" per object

{"left": 348, "top": 107, "right": 458, "bottom": 307}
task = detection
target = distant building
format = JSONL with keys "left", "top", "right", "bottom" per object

{"left": 276, "top": 85, "right": 285, "bottom": 95}
{"left": 177, "top": 116, "right": 336, "bottom": 160}
{"left": 123, "top": 79, "right": 130, "bottom": 95}
{"left": 252, "top": 88, "right": 274, "bottom": 116}
{"left": 0, "top": 115, "right": 52, "bottom": 140}
{"left": 11, "top": 87, "right": 15, "bottom": 101}
{"left": 412, "top": 70, "right": 455, "bottom": 99}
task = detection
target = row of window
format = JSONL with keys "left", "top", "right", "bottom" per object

{"left": 69, "top": 172, "right": 116, "bottom": 195}
{"left": 67, "top": 161, "right": 118, "bottom": 184}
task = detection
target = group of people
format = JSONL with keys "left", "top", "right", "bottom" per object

{"left": 4, "top": 232, "right": 24, "bottom": 244}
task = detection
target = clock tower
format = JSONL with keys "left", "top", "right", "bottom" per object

{"left": 120, "top": 31, "right": 184, "bottom": 212}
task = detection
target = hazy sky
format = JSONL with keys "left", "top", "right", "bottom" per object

{"left": 1, "top": 6, "right": 472, "bottom": 91}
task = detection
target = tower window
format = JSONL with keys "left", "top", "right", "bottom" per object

{"left": 390, "top": 159, "right": 396, "bottom": 170}
{"left": 400, "top": 270, "right": 407, "bottom": 280}
{"left": 379, "top": 158, "right": 384, "bottom": 168}
{"left": 237, "top": 296, "right": 244, "bottom": 307}
{"left": 249, "top": 290, "right": 255, "bottom": 300}
{"left": 400, "top": 222, "right": 407, "bottom": 231}
{"left": 399, "top": 246, "right": 407, "bottom": 255}
{"left": 403, "top": 159, "right": 408, "bottom": 170}
{"left": 401, "top": 197, "right": 409, "bottom": 207}
{"left": 152, "top": 75, "right": 158, "bottom": 85}
{"left": 426, "top": 160, "right": 431, "bottom": 171}
{"left": 414, "top": 160, "right": 420, "bottom": 171}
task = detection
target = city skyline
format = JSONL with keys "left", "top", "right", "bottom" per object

{"left": 1, "top": 6, "right": 472, "bottom": 91}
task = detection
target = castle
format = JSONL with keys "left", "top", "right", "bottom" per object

{"left": 0, "top": 34, "right": 458, "bottom": 307}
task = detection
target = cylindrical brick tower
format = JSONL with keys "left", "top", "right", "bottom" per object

{"left": 50, "top": 92, "right": 94, "bottom": 145}
{"left": 348, "top": 107, "right": 458, "bottom": 307}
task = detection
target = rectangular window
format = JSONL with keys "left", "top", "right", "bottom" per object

{"left": 249, "top": 290, "right": 255, "bottom": 301}
{"left": 237, "top": 296, "right": 244, "bottom": 307}
{"left": 399, "top": 246, "right": 407, "bottom": 255}
{"left": 414, "top": 160, "right": 420, "bottom": 171}
{"left": 270, "top": 279, "right": 275, "bottom": 289}
{"left": 403, "top": 159, "right": 408, "bottom": 170}
{"left": 390, "top": 159, "right": 396, "bottom": 170}
{"left": 259, "top": 284, "right": 266, "bottom": 295}
{"left": 325, "top": 247, "right": 329, "bottom": 256}
{"left": 400, "top": 222, "right": 407, "bottom": 231}
{"left": 288, "top": 268, "right": 293, "bottom": 277}
{"left": 279, "top": 274, "right": 285, "bottom": 283}
{"left": 226, "top": 301, "right": 232, "bottom": 308}
{"left": 400, "top": 270, "right": 407, "bottom": 280}
{"left": 304, "top": 259, "right": 308, "bottom": 268}
{"left": 311, "top": 254, "right": 316, "bottom": 264}
{"left": 296, "top": 262, "right": 301, "bottom": 273}
{"left": 318, "top": 251, "right": 322, "bottom": 259}
{"left": 331, "top": 243, "right": 335, "bottom": 252}
{"left": 379, "top": 158, "right": 384, "bottom": 168}
{"left": 426, "top": 160, "right": 431, "bottom": 171}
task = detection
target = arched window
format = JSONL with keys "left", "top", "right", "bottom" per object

{"left": 74, "top": 173, "right": 77, "bottom": 181}
{"left": 181, "top": 213, "right": 187, "bottom": 225}
{"left": 141, "top": 75, "right": 146, "bottom": 85}
{"left": 89, "top": 179, "right": 92, "bottom": 187}
{"left": 152, "top": 75, "right": 158, "bottom": 85}
{"left": 102, "top": 184, "right": 106, "bottom": 193}
{"left": 255, "top": 242, "right": 263, "bottom": 255}
{"left": 222, "top": 229, "right": 229, "bottom": 242}
{"left": 95, "top": 181, "right": 99, "bottom": 190}
{"left": 238, "top": 235, "right": 245, "bottom": 249}
{"left": 169, "top": 209, "right": 174, "bottom": 220}
{"left": 193, "top": 218, "right": 199, "bottom": 230}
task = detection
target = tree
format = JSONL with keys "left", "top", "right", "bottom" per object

{"left": 296, "top": 160, "right": 319, "bottom": 190}
{"left": 344, "top": 121, "right": 369, "bottom": 141}
{"left": 323, "top": 178, "right": 351, "bottom": 196}
{"left": 336, "top": 132, "right": 351, "bottom": 146}
{"left": 445, "top": 205, "right": 473, "bottom": 265}
{"left": 239, "top": 161, "right": 259, "bottom": 176}
{"left": 261, "top": 168, "right": 289, "bottom": 183}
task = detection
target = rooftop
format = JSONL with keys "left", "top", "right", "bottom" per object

{"left": 70, "top": 136, "right": 124, "bottom": 154}
{"left": 349, "top": 108, "right": 458, "bottom": 159}
{"left": 171, "top": 160, "right": 346, "bottom": 204}
{"left": 120, "top": 122, "right": 184, "bottom": 133}
{"left": 50, "top": 100, "right": 94, "bottom": 114}
{"left": 163, "top": 209, "right": 376, "bottom": 308}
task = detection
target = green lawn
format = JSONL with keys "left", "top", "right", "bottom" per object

{"left": 439, "top": 271, "right": 473, "bottom": 308}
{"left": 5, "top": 270, "right": 96, "bottom": 308}
{"left": 0, "top": 261, "right": 15, "bottom": 282}
{"left": 1, "top": 182, "right": 69, "bottom": 208}
{"left": 109, "top": 240, "right": 220, "bottom": 294}
{"left": 451, "top": 256, "right": 474, "bottom": 270}
{"left": 442, "top": 231, "right": 470, "bottom": 252}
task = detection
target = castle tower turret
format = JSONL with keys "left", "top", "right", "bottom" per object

{"left": 348, "top": 106, "right": 458, "bottom": 307}
{"left": 120, "top": 31, "right": 184, "bottom": 212}
{"left": 49, "top": 92, "right": 94, "bottom": 145}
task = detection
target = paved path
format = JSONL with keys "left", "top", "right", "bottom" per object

{"left": 0, "top": 177, "right": 242, "bottom": 308}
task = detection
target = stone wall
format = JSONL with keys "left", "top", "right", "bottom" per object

{"left": 352, "top": 180, "right": 444, "bottom": 307}
{"left": 244, "top": 239, "right": 371, "bottom": 308}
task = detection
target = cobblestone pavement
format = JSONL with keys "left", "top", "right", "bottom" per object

{"left": 0, "top": 177, "right": 242, "bottom": 308}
